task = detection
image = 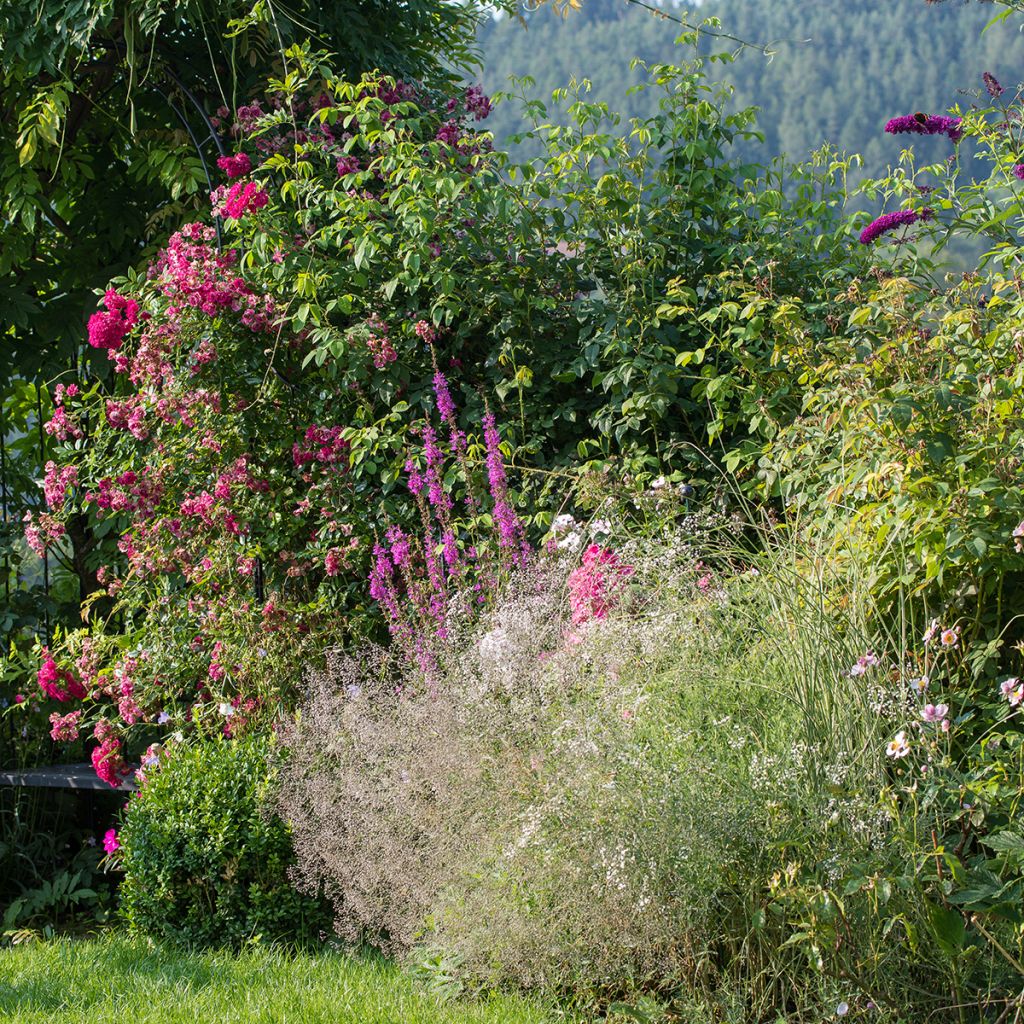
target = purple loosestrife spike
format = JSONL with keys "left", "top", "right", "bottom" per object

{"left": 386, "top": 525, "right": 411, "bottom": 568}
{"left": 1013, "top": 164, "right": 1024, "bottom": 181}
{"left": 405, "top": 458, "right": 424, "bottom": 496}
{"left": 432, "top": 371, "right": 457, "bottom": 427}
{"left": 885, "top": 113, "right": 962, "bottom": 143}
{"left": 482, "top": 411, "right": 527, "bottom": 557}
{"left": 859, "top": 208, "right": 933, "bottom": 245}
{"left": 369, "top": 543, "right": 402, "bottom": 622}
{"left": 442, "top": 530, "right": 460, "bottom": 570}
{"left": 422, "top": 424, "right": 452, "bottom": 514}
{"left": 482, "top": 412, "right": 508, "bottom": 496}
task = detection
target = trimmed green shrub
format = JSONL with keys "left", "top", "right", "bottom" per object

{"left": 119, "top": 735, "right": 329, "bottom": 948}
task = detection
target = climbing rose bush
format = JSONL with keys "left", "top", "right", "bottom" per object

{"left": 30, "top": 66, "right": 539, "bottom": 782}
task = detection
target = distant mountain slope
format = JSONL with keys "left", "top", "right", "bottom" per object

{"left": 478, "top": 0, "right": 1024, "bottom": 177}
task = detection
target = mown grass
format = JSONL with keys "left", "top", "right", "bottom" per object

{"left": 0, "top": 933, "right": 564, "bottom": 1024}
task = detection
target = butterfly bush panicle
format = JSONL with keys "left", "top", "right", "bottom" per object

{"left": 884, "top": 113, "right": 962, "bottom": 143}
{"left": 859, "top": 208, "right": 933, "bottom": 245}
{"left": 983, "top": 72, "right": 1004, "bottom": 98}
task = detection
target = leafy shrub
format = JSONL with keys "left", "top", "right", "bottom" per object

{"left": 119, "top": 734, "right": 328, "bottom": 948}
{"left": 25, "top": 38, "right": 865, "bottom": 784}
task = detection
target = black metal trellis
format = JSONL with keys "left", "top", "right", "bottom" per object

{"left": 36, "top": 388, "right": 51, "bottom": 645}
{"left": 1, "top": 399, "right": 9, "bottom": 609}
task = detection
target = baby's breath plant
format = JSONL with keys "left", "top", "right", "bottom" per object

{"left": 278, "top": 525, "right": 909, "bottom": 1015}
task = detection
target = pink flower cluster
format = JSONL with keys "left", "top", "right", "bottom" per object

{"left": 568, "top": 545, "right": 634, "bottom": 626}
{"left": 43, "top": 461, "right": 79, "bottom": 511}
{"left": 336, "top": 155, "right": 361, "bottom": 177}
{"left": 325, "top": 543, "right": 358, "bottom": 576}
{"left": 87, "top": 289, "right": 140, "bottom": 351}
{"left": 87, "top": 470, "right": 165, "bottom": 519}
{"left": 38, "top": 653, "right": 87, "bottom": 702}
{"left": 91, "top": 720, "right": 129, "bottom": 788}
{"left": 23, "top": 510, "right": 65, "bottom": 556}
{"left": 216, "top": 152, "right": 253, "bottom": 179}
{"left": 105, "top": 397, "right": 148, "bottom": 440}
{"left": 414, "top": 320, "right": 437, "bottom": 345}
{"left": 220, "top": 180, "right": 269, "bottom": 219}
{"left": 293, "top": 425, "right": 350, "bottom": 471}
{"left": 49, "top": 709, "right": 82, "bottom": 742}
{"left": 365, "top": 315, "right": 397, "bottom": 368}
{"left": 151, "top": 223, "right": 276, "bottom": 332}
{"left": 44, "top": 404, "right": 83, "bottom": 441}
{"left": 1001, "top": 677, "right": 1023, "bottom": 706}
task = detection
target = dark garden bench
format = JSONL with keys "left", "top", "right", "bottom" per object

{"left": 0, "top": 763, "right": 137, "bottom": 792}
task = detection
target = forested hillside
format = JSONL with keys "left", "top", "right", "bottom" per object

{"left": 479, "top": 0, "right": 1024, "bottom": 176}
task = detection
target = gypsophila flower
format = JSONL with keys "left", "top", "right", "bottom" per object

{"left": 552, "top": 514, "right": 576, "bottom": 536}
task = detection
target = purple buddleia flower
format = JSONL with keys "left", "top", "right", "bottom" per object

{"left": 983, "top": 72, "right": 1004, "bottom": 98}
{"left": 885, "top": 113, "right": 962, "bottom": 143}
{"left": 1013, "top": 164, "right": 1024, "bottom": 181}
{"left": 859, "top": 207, "right": 933, "bottom": 245}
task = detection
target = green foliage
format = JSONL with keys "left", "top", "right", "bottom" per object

{"left": 245, "top": 46, "right": 856, "bottom": 482}
{"left": 767, "top": 272, "right": 1024, "bottom": 634}
{"left": 118, "top": 735, "right": 329, "bottom": 948}
{"left": 0, "top": 788, "right": 115, "bottom": 940}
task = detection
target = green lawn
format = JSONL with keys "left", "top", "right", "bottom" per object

{"left": 0, "top": 934, "right": 563, "bottom": 1024}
